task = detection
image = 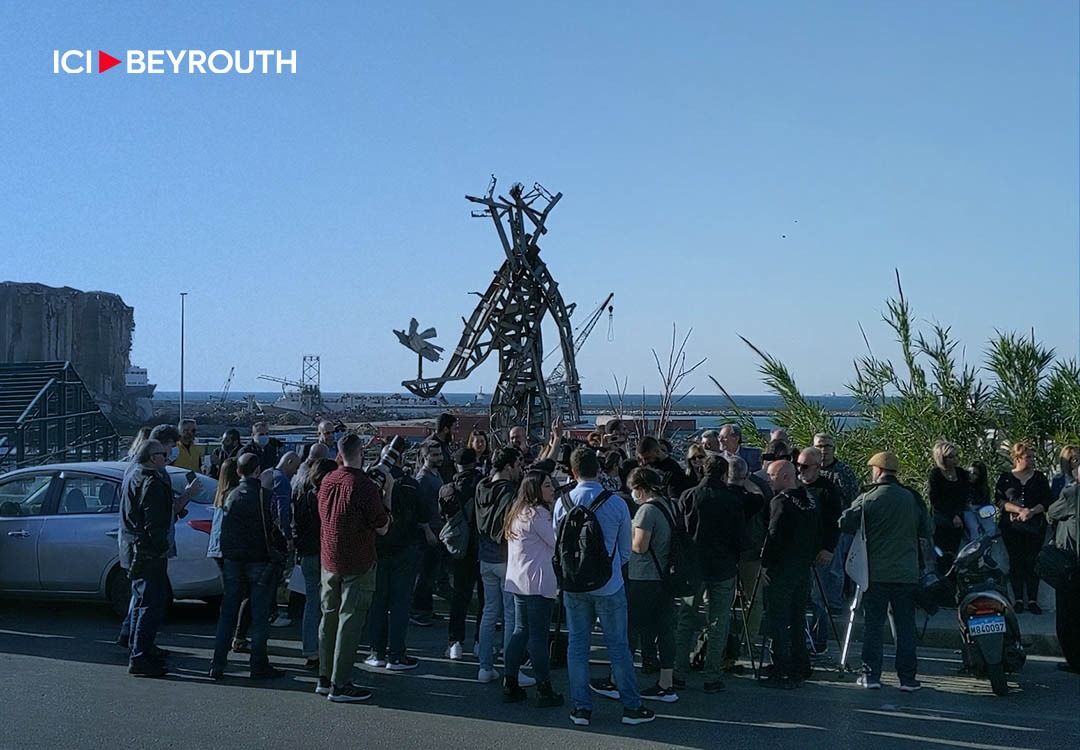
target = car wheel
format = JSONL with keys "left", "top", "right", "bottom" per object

{"left": 107, "top": 566, "right": 131, "bottom": 618}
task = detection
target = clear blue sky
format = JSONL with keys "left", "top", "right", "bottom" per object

{"left": 2, "top": 1, "right": 1077, "bottom": 396}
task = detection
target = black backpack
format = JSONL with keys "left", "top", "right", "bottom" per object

{"left": 554, "top": 490, "right": 616, "bottom": 593}
{"left": 375, "top": 472, "right": 421, "bottom": 550}
{"left": 644, "top": 498, "right": 696, "bottom": 597}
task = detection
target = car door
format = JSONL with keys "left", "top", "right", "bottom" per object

{"left": 0, "top": 472, "right": 57, "bottom": 590}
{"left": 37, "top": 472, "right": 122, "bottom": 593}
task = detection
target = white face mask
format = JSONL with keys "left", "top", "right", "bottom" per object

{"left": 167, "top": 446, "right": 180, "bottom": 463}
{"left": 631, "top": 487, "right": 644, "bottom": 504}
{"left": 255, "top": 434, "right": 270, "bottom": 447}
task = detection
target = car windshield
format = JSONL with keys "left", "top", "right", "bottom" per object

{"left": 168, "top": 471, "right": 216, "bottom": 504}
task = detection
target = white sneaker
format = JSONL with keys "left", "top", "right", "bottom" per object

{"left": 364, "top": 655, "right": 387, "bottom": 668}
{"left": 448, "top": 642, "right": 464, "bottom": 661}
{"left": 477, "top": 668, "right": 501, "bottom": 683}
{"left": 517, "top": 672, "right": 536, "bottom": 687}
{"left": 857, "top": 675, "right": 882, "bottom": 690}
{"left": 270, "top": 615, "right": 292, "bottom": 628}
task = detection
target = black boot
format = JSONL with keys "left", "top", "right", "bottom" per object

{"left": 503, "top": 675, "right": 527, "bottom": 703}
{"left": 536, "top": 680, "right": 564, "bottom": 708}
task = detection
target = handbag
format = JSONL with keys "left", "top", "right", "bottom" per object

{"left": 845, "top": 505, "right": 871, "bottom": 593}
{"left": 1037, "top": 506, "right": 1079, "bottom": 590}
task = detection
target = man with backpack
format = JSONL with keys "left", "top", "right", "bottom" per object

{"left": 673, "top": 453, "right": 745, "bottom": 694}
{"left": 554, "top": 448, "right": 655, "bottom": 727}
{"left": 439, "top": 447, "right": 484, "bottom": 660}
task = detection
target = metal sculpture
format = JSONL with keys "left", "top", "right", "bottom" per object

{"left": 396, "top": 177, "right": 582, "bottom": 440}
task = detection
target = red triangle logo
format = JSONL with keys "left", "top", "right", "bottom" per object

{"left": 98, "top": 50, "right": 122, "bottom": 73}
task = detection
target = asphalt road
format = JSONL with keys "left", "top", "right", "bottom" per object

{"left": 0, "top": 599, "right": 1076, "bottom": 750}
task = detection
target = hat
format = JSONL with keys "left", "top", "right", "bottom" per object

{"left": 454, "top": 447, "right": 477, "bottom": 466}
{"left": 868, "top": 451, "right": 900, "bottom": 472}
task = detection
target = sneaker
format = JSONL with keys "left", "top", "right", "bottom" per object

{"left": 270, "top": 615, "right": 292, "bottom": 628}
{"left": 231, "top": 638, "right": 250, "bottom": 654}
{"left": 898, "top": 680, "right": 923, "bottom": 693}
{"left": 387, "top": 656, "right": 420, "bottom": 671}
{"left": 250, "top": 665, "right": 284, "bottom": 680}
{"left": 315, "top": 677, "right": 332, "bottom": 695}
{"left": 641, "top": 683, "right": 680, "bottom": 703}
{"left": 409, "top": 613, "right": 433, "bottom": 627}
{"left": 364, "top": 655, "right": 388, "bottom": 668}
{"left": 703, "top": 680, "right": 725, "bottom": 694}
{"left": 328, "top": 683, "right": 373, "bottom": 703}
{"left": 517, "top": 672, "right": 536, "bottom": 687}
{"left": 857, "top": 675, "right": 882, "bottom": 690}
{"left": 569, "top": 708, "right": 592, "bottom": 727}
{"left": 622, "top": 706, "right": 656, "bottom": 725}
{"left": 448, "top": 642, "right": 465, "bottom": 660}
{"left": 503, "top": 680, "right": 527, "bottom": 703}
{"left": 478, "top": 668, "right": 501, "bottom": 683}
{"left": 589, "top": 677, "right": 620, "bottom": 700}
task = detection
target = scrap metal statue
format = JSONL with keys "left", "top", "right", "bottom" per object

{"left": 394, "top": 177, "right": 582, "bottom": 441}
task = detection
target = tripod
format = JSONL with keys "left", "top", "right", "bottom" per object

{"left": 731, "top": 574, "right": 760, "bottom": 679}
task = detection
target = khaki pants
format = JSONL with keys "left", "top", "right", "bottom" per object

{"left": 320, "top": 566, "right": 377, "bottom": 687}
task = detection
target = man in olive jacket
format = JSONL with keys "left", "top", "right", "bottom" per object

{"left": 840, "top": 451, "right": 932, "bottom": 691}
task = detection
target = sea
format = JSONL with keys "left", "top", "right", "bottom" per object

{"left": 156, "top": 391, "right": 863, "bottom": 432}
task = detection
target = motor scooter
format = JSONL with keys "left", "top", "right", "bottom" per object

{"left": 947, "top": 534, "right": 1025, "bottom": 696}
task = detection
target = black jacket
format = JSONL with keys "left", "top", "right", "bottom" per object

{"left": 679, "top": 474, "right": 746, "bottom": 582}
{"left": 240, "top": 439, "right": 283, "bottom": 473}
{"left": 439, "top": 468, "right": 483, "bottom": 558}
{"left": 474, "top": 476, "right": 518, "bottom": 563}
{"left": 803, "top": 474, "right": 842, "bottom": 553}
{"left": 220, "top": 478, "right": 287, "bottom": 563}
{"left": 119, "top": 465, "right": 173, "bottom": 572}
{"left": 762, "top": 487, "right": 822, "bottom": 583}
{"left": 291, "top": 480, "right": 321, "bottom": 558}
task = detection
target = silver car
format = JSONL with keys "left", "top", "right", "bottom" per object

{"left": 0, "top": 462, "right": 223, "bottom": 615}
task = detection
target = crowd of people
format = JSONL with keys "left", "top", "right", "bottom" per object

{"left": 115, "top": 414, "right": 1080, "bottom": 726}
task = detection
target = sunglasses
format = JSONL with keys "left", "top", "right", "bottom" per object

{"left": 796, "top": 462, "right": 820, "bottom": 469}
{"left": 152, "top": 451, "right": 167, "bottom": 458}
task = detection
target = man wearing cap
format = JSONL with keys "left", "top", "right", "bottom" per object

{"left": 840, "top": 451, "right": 932, "bottom": 692}
{"left": 440, "top": 447, "right": 485, "bottom": 660}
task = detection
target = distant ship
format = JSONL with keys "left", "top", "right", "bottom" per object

{"left": 124, "top": 366, "right": 156, "bottom": 398}
{"left": 265, "top": 390, "right": 451, "bottom": 417}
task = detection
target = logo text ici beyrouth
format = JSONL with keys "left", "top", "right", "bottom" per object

{"left": 53, "top": 49, "right": 297, "bottom": 75}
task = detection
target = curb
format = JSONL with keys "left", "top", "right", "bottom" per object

{"left": 841, "top": 619, "right": 1062, "bottom": 658}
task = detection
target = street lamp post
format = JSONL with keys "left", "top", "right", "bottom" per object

{"left": 180, "top": 292, "right": 188, "bottom": 422}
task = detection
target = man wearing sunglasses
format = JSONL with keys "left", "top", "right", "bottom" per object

{"left": 797, "top": 447, "right": 843, "bottom": 657}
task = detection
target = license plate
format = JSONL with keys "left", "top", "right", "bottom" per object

{"left": 969, "top": 615, "right": 1006, "bottom": 636}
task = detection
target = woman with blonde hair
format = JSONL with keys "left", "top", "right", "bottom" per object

{"left": 995, "top": 442, "right": 1053, "bottom": 614}
{"left": 501, "top": 470, "right": 563, "bottom": 708}
{"left": 928, "top": 440, "right": 969, "bottom": 557}
{"left": 685, "top": 443, "right": 707, "bottom": 486}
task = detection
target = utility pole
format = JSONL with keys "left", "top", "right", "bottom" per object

{"left": 180, "top": 292, "right": 188, "bottom": 422}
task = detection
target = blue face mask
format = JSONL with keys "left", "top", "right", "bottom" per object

{"left": 255, "top": 434, "right": 269, "bottom": 447}
{"left": 167, "top": 446, "right": 180, "bottom": 463}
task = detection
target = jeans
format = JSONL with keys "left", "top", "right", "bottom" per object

{"left": 629, "top": 579, "right": 675, "bottom": 670}
{"left": 962, "top": 508, "right": 998, "bottom": 542}
{"left": 129, "top": 557, "right": 169, "bottom": 666}
{"left": 861, "top": 581, "right": 918, "bottom": 683}
{"left": 368, "top": 546, "right": 419, "bottom": 660}
{"left": 448, "top": 554, "right": 483, "bottom": 645}
{"left": 300, "top": 554, "right": 322, "bottom": 658}
{"left": 765, "top": 574, "right": 810, "bottom": 680}
{"left": 412, "top": 543, "right": 444, "bottom": 616}
{"left": 478, "top": 561, "right": 515, "bottom": 671}
{"left": 320, "top": 566, "right": 377, "bottom": 687}
{"left": 506, "top": 595, "right": 555, "bottom": 683}
{"left": 565, "top": 586, "right": 641, "bottom": 711}
{"left": 809, "top": 560, "right": 842, "bottom": 650}
{"left": 211, "top": 560, "right": 276, "bottom": 672}
{"left": 675, "top": 577, "right": 736, "bottom": 682}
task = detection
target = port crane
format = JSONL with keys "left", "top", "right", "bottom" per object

{"left": 209, "top": 367, "right": 235, "bottom": 405}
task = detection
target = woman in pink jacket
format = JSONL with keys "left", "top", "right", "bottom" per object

{"left": 501, "top": 470, "right": 564, "bottom": 708}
